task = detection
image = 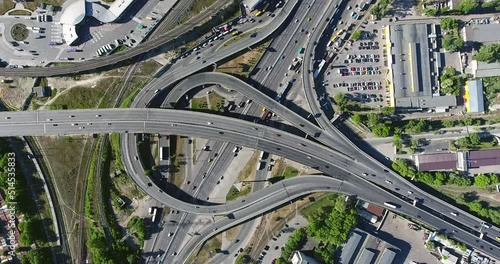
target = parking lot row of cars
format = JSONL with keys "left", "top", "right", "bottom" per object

{"left": 358, "top": 40, "right": 380, "bottom": 50}
{"left": 333, "top": 80, "right": 384, "bottom": 92}
{"left": 343, "top": 53, "right": 381, "bottom": 64}
{"left": 337, "top": 65, "right": 382, "bottom": 76}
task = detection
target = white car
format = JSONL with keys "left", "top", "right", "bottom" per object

{"left": 348, "top": 6, "right": 352, "bottom": 10}
{"left": 207, "top": 122, "right": 213, "bottom": 125}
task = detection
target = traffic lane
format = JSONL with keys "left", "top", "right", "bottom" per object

{"left": 174, "top": 179, "right": 360, "bottom": 263}
{"left": 252, "top": 0, "right": 322, "bottom": 84}
{"left": 251, "top": 0, "right": 310, "bottom": 81}
{"left": 132, "top": 0, "right": 301, "bottom": 108}
{"left": 0, "top": 105, "right": 496, "bottom": 241}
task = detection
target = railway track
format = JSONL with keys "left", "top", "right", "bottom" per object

{"left": 23, "top": 136, "right": 72, "bottom": 263}
{"left": 76, "top": 138, "right": 98, "bottom": 263}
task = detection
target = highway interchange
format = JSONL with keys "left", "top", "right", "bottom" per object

{"left": 1, "top": 0, "right": 500, "bottom": 263}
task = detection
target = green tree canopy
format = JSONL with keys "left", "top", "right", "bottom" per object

{"left": 441, "top": 18, "right": 459, "bottom": 30}
{"left": 473, "top": 44, "right": 500, "bottom": 63}
{"left": 372, "top": 123, "right": 391, "bottom": 137}
{"left": 442, "top": 34, "right": 464, "bottom": 52}
{"left": 474, "top": 174, "right": 491, "bottom": 188}
{"left": 457, "top": 0, "right": 479, "bottom": 14}
{"left": 352, "top": 31, "right": 362, "bottom": 41}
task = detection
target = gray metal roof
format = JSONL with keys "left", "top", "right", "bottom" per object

{"left": 466, "top": 79, "right": 485, "bottom": 113}
{"left": 378, "top": 248, "right": 396, "bottom": 264}
{"left": 394, "top": 95, "right": 456, "bottom": 109}
{"left": 356, "top": 249, "right": 375, "bottom": 264}
{"left": 389, "top": 23, "right": 455, "bottom": 109}
{"left": 339, "top": 231, "right": 365, "bottom": 264}
{"left": 473, "top": 61, "right": 500, "bottom": 78}
{"left": 464, "top": 23, "right": 500, "bottom": 44}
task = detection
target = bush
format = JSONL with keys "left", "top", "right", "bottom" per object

{"left": 473, "top": 44, "right": 500, "bottom": 63}
{"left": 441, "top": 18, "right": 459, "bottom": 30}
{"left": 442, "top": 34, "right": 464, "bottom": 52}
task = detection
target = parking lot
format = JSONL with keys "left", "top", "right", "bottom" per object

{"left": 324, "top": 19, "right": 389, "bottom": 108}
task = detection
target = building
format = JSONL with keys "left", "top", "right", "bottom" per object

{"left": 32, "top": 86, "right": 51, "bottom": 98}
{"left": 289, "top": 251, "right": 319, "bottom": 264}
{"left": 59, "top": 0, "right": 136, "bottom": 45}
{"left": 366, "top": 203, "right": 385, "bottom": 219}
{"left": 468, "top": 149, "right": 500, "bottom": 168}
{"left": 356, "top": 249, "right": 375, "bottom": 264}
{"left": 464, "top": 79, "right": 485, "bottom": 113}
{"left": 385, "top": 23, "right": 457, "bottom": 112}
{"left": 471, "top": 60, "right": 500, "bottom": 78}
{"left": 463, "top": 23, "right": 500, "bottom": 46}
{"left": 379, "top": 248, "right": 397, "bottom": 264}
{"left": 415, "top": 152, "right": 467, "bottom": 171}
{"left": 339, "top": 230, "right": 365, "bottom": 264}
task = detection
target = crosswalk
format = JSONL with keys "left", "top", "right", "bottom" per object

{"left": 50, "top": 24, "right": 63, "bottom": 43}
{"left": 90, "top": 30, "right": 104, "bottom": 44}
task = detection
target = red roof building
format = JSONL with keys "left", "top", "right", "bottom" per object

{"left": 415, "top": 152, "right": 459, "bottom": 171}
{"left": 468, "top": 149, "right": 500, "bottom": 168}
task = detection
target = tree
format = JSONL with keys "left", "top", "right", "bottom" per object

{"left": 442, "top": 34, "right": 464, "bottom": 52}
{"left": 491, "top": 174, "right": 499, "bottom": 185}
{"left": 334, "top": 93, "right": 349, "bottom": 112}
{"left": 457, "top": 0, "right": 479, "bottom": 14}
{"left": 473, "top": 44, "right": 500, "bottom": 62}
{"left": 367, "top": 113, "right": 381, "bottom": 127}
{"left": 26, "top": 248, "right": 51, "bottom": 264}
{"left": 441, "top": 18, "right": 459, "bottom": 30}
{"left": 372, "top": 124, "right": 391, "bottom": 137}
{"left": 308, "top": 201, "right": 357, "bottom": 246}
{"left": 381, "top": 107, "right": 395, "bottom": 115}
{"left": 440, "top": 78, "right": 460, "bottom": 95}
{"left": 474, "top": 174, "right": 491, "bottom": 188}
{"left": 351, "top": 113, "right": 364, "bottom": 124}
{"left": 469, "top": 133, "right": 482, "bottom": 145}
{"left": 482, "top": 0, "right": 500, "bottom": 11}
{"left": 442, "top": 119, "right": 455, "bottom": 127}
{"left": 352, "top": 31, "right": 362, "bottom": 41}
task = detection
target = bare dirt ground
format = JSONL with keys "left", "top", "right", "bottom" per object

{"left": 0, "top": 77, "right": 36, "bottom": 109}
{"left": 437, "top": 185, "right": 500, "bottom": 207}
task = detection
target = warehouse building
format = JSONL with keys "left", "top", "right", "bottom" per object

{"left": 385, "top": 23, "right": 457, "bottom": 112}
{"left": 464, "top": 79, "right": 485, "bottom": 113}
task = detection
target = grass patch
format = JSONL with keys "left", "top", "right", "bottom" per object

{"left": 137, "top": 59, "right": 162, "bottom": 76}
{"left": 189, "top": 234, "right": 222, "bottom": 263}
{"left": 221, "top": 29, "right": 259, "bottom": 48}
{"left": 271, "top": 159, "right": 299, "bottom": 179}
{"left": 216, "top": 40, "right": 269, "bottom": 78}
{"left": 49, "top": 78, "right": 116, "bottom": 109}
{"left": 120, "top": 86, "right": 141, "bottom": 108}
{"left": 0, "top": 1, "right": 15, "bottom": 15}
{"left": 226, "top": 185, "right": 252, "bottom": 201}
{"left": 300, "top": 194, "right": 339, "bottom": 221}
{"left": 24, "top": 0, "right": 65, "bottom": 11}
{"left": 208, "top": 91, "right": 225, "bottom": 111}
{"left": 11, "top": 23, "right": 28, "bottom": 41}
{"left": 188, "top": 0, "right": 217, "bottom": 17}
{"left": 191, "top": 96, "right": 208, "bottom": 110}
{"left": 225, "top": 225, "right": 240, "bottom": 242}
{"left": 111, "top": 45, "right": 129, "bottom": 54}
{"left": 9, "top": 10, "right": 31, "bottom": 15}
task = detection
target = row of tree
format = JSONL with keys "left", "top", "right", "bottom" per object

{"left": 473, "top": 44, "right": 500, "bottom": 63}
{"left": 439, "top": 67, "right": 463, "bottom": 96}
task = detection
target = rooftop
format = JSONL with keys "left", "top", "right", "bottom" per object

{"left": 379, "top": 248, "right": 397, "bottom": 264}
{"left": 356, "top": 249, "right": 375, "bottom": 264}
{"left": 468, "top": 149, "right": 500, "bottom": 168}
{"left": 471, "top": 60, "right": 500, "bottom": 78}
{"left": 463, "top": 23, "right": 500, "bottom": 44}
{"left": 366, "top": 204, "right": 384, "bottom": 217}
{"left": 415, "top": 152, "right": 458, "bottom": 171}
{"left": 339, "top": 231, "right": 365, "bottom": 264}
{"left": 464, "top": 79, "right": 485, "bottom": 113}
{"left": 388, "top": 23, "right": 456, "bottom": 110}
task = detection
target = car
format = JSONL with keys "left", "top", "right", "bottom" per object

{"left": 408, "top": 191, "right": 413, "bottom": 194}
{"left": 134, "top": 156, "right": 138, "bottom": 161}
{"left": 96, "top": 114, "right": 101, "bottom": 117}
{"left": 168, "top": 232, "right": 173, "bottom": 237}
{"left": 207, "top": 122, "right": 213, "bottom": 125}
{"left": 5, "top": 117, "right": 10, "bottom": 120}
{"left": 450, "top": 212, "right": 458, "bottom": 216}
{"left": 496, "top": 236, "right": 500, "bottom": 241}
{"left": 172, "top": 252, "right": 177, "bottom": 256}
{"left": 385, "top": 180, "right": 393, "bottom": 184}
{"left": 347, "top": 5, "right": 352, "bottom": 9}
{"left": 154, "top": 89, "right": 160, "bottom": 93}
{"left": 276, "top": 134, "right": 281, "bottom": 137}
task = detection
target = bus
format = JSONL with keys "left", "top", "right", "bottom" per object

{"left": 384, "top": 202, "right": 397, "bottom": 209}
{"left": 298, "top": 47, "right": 305, "bottom": 54}
{"left": 151, "top": 208, "right": 158, "bottom": 223}
{"left": 263, "top": 2, "right": 270, "bottom": 12}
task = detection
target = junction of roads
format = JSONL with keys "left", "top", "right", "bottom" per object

{"left": 1, "top": 0, "right": 500, "bottom": 263}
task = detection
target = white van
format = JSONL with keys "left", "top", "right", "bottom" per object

{"left": 450, "top": 212, "right": 458, "bottom": 216}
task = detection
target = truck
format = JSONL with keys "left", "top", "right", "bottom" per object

{"left": 159, "top": 147, "right": 168, "bottom": 161}
{"left": 151, "top": 208, "right": 158, "bottom": 223}
{"left": 384, "top": 202, "right": 397, "bottom": 209}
